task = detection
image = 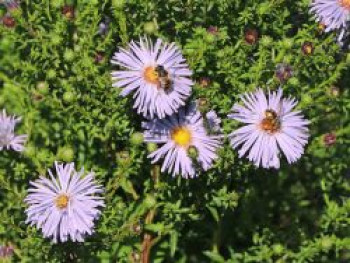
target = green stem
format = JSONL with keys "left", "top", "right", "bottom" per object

{"left": 141, "top": 164, "right": 160, "bottom": 263}
{"left": 212, "top": 220, "right": 222, "bottom": 253}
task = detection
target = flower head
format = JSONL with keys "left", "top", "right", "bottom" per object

{"left": 275, "top": 63, "right": 293, "bottom": 83}
{"left": 0, "top": 109, "right": 27, "bottom": 152}
{"left": 244, "top": 28, "right": 259, "bottom": 45}
{"left": 205, "top": 110, "right": 223, "bottom": 134}
{"left": 301, "top": 41, "right": 315, "bottom": 55}
{"left": 207, "top": 26, "right": 219, "bottom": 35}
{"left": 111, "top": 37, "right": 193, "bottom": 119}
{"left": 0, "top": 245, "right": 14, "bottom": 258}
{"left": 98, "top": 16, "right": 110, "bottom": 36}
{"left": 310, "top": 0, "right": 350, "bottom": 42}
{"left": 1, "top": 0, "right": 19, "bottom": 10}
{"left": 1, "top": 14, "right": 16, "bottom": 28}
{"left": 25, "top": 162, "right": 105, "bottom": 243}
{"left": 228, "top": 88, "right": 309, "bottom": 169}
{"left": 323, "top": 132, "right": 336, "bottom": 146}
{"left": 143, "top": 104, "right": 222, "bottom": 178}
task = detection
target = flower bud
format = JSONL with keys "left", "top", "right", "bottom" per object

{"left": 272, "top": 244, "right": 284, "bottom": 255}
{"left": 188, "top": 146, "right": 198, "bottom": 159}
{"left": 144, "top": 21, "right": 157, "bottom": 35}
{"left": 130, "top": 132, "right": 144, "bottom": 146}
{"left": 62, "top": 5, "right": 74, "bottom": 20}
{"left": 327, "top": 86, "right": 340, "bottom": 97}
{"left": 57, "top": 146, "right": 74, "bottom": 162}
{"left": 207, "top": 25, "right": 219, "bottom": 35}
{"left": 197, "top": 98, "right": 209, "bottom": 113}
{"left": 199, "top": 77, "right": 210, "bottom": 88}
{"left": 46, "top": 69, "right": 57, "bottom": 80}
{"left": 117, "top": 151, "right": 131, "bottom": 166}
{"left": 260, "top": 36, "right": 272, "bottom": 47}
{"left": 320, "top": 236, "right": 333, "bottom": 250}
{"left": 317, "top": 23, "right": 326, "bottom": 33}
{"left": 147, "top": 142, "right": 158, "bottom": 153}
{"left": 244, "top": 28, "right": 259, "bottom": 45}
{"left": 130, "top": 251, "right": 140, "bottom": 262}
{"left": 63, "top": 91, "right": 75, "bottom": 103}
{"left": 323, "top": 133, "right": 336, "bottom": 147}
{"left": 36, "top": 81, "right": 49, "bottom": 94}
{"left": 275, "top": 63, "right": 293, "bottom": 83}
{"left": 301, "top": 41, "right": 314, "bottom": 55}
{"left": 2, "top": 15, "right": 15, "bottom": 28}
{"left": 64, "top": 49, "right": 75, "bottom": 62}
{"left": 32, "top": 92, "right": 44, "bottom": 103}
{"left": 94, "top": 52, "right": 104, "bottom": 64}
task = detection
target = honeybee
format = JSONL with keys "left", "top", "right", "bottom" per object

{"left": 155, "top": 65, "right": 172, "bottom": 93}
{"left": 261, "top": 102, "right": 283, "bottom": 133}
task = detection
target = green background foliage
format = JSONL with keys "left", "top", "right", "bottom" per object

{"left": 0, "top": 0, "right": 350, "bottom": 262}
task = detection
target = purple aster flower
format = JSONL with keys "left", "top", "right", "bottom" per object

{"left": 0, "top": 109, "right": 27, "bottom": 152}
{"left": 0, "top": 245, "right": 14, "bottom": 258}
{"left": 25, "top": 162, "right": 105, "bottom": 243}
{"left": 207, "top": 25, "right": 219, "bottom": 35}
{"left": 205, "top": 110, "right": 223, "bottom": 134}
{"left": 323, "top": 132, "right": 336, "bottom": 146}
{"left": 275, "top": 63, "right": 293, "bottom": 83}
{"left": 310, "top": 0, "right": 350, "bottom": 42}
{"left": 228, "top": 88, "right": 310, "bottom": 169}
{"left": 143, "top": 104, "right": 222, "bottom": 178}
{"left": 1, "top": 0, "right": 19, "bottom": 9}
{"left": 98, "top": 16, "right": 110, "bottom": 36}
{"left": 111, "top": 37, "right": 193, "bottom": 119}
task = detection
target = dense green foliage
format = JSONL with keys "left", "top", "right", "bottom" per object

{"left": 1, "top": 0, "right": 350, "bottom": 262}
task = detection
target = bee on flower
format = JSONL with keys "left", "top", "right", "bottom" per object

{"left": 310, "top": 0, "right": 350, "bottom": 44}
{"left": 111, "top": 37, "right": 193, "bottom": 119}
{"left": 228, "top": 88, "right": 310, "bottom": 169}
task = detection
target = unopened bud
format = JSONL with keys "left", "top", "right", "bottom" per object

{"left": 130, "top": 132, "right": 144, "bottom": 146}
{"left": 147, "top": 142, "right": 158, "bottom": 153}
{"left": 188, "top": 146, "right": 198, "bottom": 159}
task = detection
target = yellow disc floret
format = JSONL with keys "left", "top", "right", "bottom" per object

{"left": 144, "top": 66, "right": 159, "bottom": 84}
{"left": 171, "top": 126, "right": 192, "bottom": 147}
{"left": 55, "top": 194, "right": 69, "bottom": 209}
{"left": 340, "top": 0, "right": 350, "bottom": 10}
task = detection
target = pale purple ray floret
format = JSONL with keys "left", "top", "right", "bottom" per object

{"left": 310, "top": 0, "right": 350, "bottom": 43}
{"left": 0, "top": 109, "right": 27, "bottom": 152}
{"left": 228, "top": 88, "right": 310, "bottom": 169}
{"left": 143, "top": 104, "right": 222, "bottom": 178}
{"left": 206, "top": 110, "right": 223, "bottom": 134}
{"left": 111, "top": 36, "right": 193, "bottom": 119}
{"left": 25, "top": 162, "right": 105, "bottom": 243}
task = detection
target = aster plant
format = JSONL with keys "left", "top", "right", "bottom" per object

{"left": 228, "top": 88, "right": 310, "bottom": 169}
{"left": 143, "top": 103, "right": 222, "bottom": 178}
{"left": 0, "top": 109, "right": 27, "bottom": 152}
{"left": 111, "top": 37, "right": 193, "bottom": 119}
{"left": 310, "top": 0, "right": 350, "bottom": 43}
{"left": 25, "top": 162, "right": 105, "bottom": 243}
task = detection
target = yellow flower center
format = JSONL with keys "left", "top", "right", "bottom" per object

{"left": 340, "top": 0, "right": 350, "bottom": 10}
{"left": 171, "top": 127, "right": 192, "bottom": 147}
{"left": 55, "top": 194, "right": 69, "bottom": 209}
{"left": 144, "top": 66, "right": 159, "bottom": 84}
{"left": 260, "top": 110, "right": 281, "bottom": 134}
